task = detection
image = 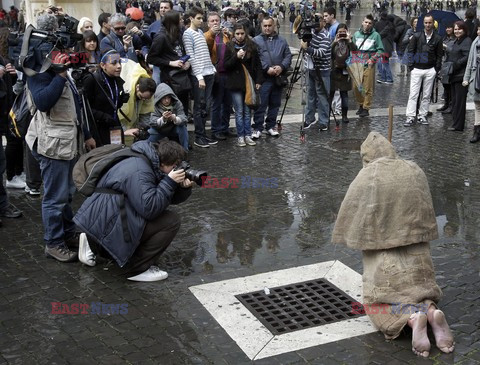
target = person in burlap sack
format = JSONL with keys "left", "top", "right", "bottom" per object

{"left": 332, "top": 131, "right": 455, "bottom": 358}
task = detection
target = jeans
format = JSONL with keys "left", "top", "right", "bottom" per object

{"left": 230, "top": 91, "right": 251, "bottom": 137}
{"left": 211, "top": 73, "right": 232, "bottom": 134}
{"left": 191, "top": 74, "right": 215, "bottom": 138}
{"left": 253, "top": 79, "right": 282, "bottom": 132}
{"left": 147, "top": 125, "right": 189, "bottom": 151}
{"left": 31, "top": 146, "right": 76, "bottom": 247}
{"left": 0, "top": 136, "right": 8, "bottom": 211}
{"left": 305, "top": 70, "right": 331, "bottom": 126}
{"left": 152, "top": 66, "right": 161, "bottom": 85}
{"left": 378, "top": 58, "right": 393, "bottom": 82}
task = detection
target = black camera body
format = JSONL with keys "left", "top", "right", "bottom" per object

{"left": 295, "top": 3, "right": 321, "bottom": 43}
{"left": 174, "top": 161, "right": 208, "bottom": 186}
{"left": 9, "top": 15, "right": 83, "bottom": 75}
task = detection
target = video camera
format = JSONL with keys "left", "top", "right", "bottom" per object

{"left": 8, "top": 15, "right": 83, "bottom": 76}
{"left": 293, "top": 0, "right": 321, "bottom": 42}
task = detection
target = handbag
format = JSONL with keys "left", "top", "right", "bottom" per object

{"left": 475, "top": 63, "right": 480, "bottom": 93}
{"left": 167, "top": 68, "right": 192, "bottom": 95}
{"left": 242, "top": 65, "right": 261, "bottom": 109}
{"left": 274, "top": 74, "right": 289, "bottom": 87}
{"left": 441, "top": 61, "right": 454, "bottom": 84}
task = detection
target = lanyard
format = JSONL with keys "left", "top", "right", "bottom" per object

{"left": 101, "top": 71, "right": 119, "bottom": 121}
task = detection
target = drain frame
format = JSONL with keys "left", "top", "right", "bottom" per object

{"left": 235, "top": 278, "right": 361, "bottom": 335}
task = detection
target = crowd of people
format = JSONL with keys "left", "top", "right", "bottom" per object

{"left": 0, "top": 0, "right": 478, "bottom": 287}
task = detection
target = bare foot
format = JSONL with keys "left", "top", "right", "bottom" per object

{"left": 428, "top": 309, "right": 455, "bottom": 353}
{"left": 408, "top": 312, "right": 430, "bottom": 357}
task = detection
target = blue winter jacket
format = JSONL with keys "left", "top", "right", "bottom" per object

{"left": 73, "top": 140, "right": 191, "bottom": 266}
{"left": 253, "top": 33, "right": 292, "bottom": 75}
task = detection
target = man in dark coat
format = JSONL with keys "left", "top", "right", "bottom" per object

{"left": 74, "top": 140, "right": 193, "bottom": 282}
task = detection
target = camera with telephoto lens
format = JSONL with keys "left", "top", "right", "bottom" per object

{"left": 173, "top": 161, "right": 208, "bottom": 186}
{"left": 294, "top": 0, "right": 321, "bottom": 43}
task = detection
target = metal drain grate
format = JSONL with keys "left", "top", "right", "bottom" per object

{"left": 235, "top": 278, "right": 362, "bottom": 335}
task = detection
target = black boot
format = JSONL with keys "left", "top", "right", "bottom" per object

{"left": 342, "top": 107, "right": 349, "bottom": 123}
{"left": 437, "top": 104, "right": 449, "bottom": 112}
{"left": 470, "top": 125, "right": 480, "bottom": 143}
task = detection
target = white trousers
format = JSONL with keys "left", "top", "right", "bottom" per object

{"left": 405, "top": 67, "right": 437, "bottom": 118}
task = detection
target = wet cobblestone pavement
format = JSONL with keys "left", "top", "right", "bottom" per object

{"left": 2, "top": 109, "right": 480, "bottom": 364}
{"left": 2, "top": 10, "right": 480, "bottom": 365}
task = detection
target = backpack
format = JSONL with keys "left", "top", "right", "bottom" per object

{"left": 73, "top": 144, "right": 150, "bottom": 197}
{"left": 8, "top": 84, "right": 35, "bottom": 138}
{"left": 73, "top": 144, "right": 151, "bottom": 245}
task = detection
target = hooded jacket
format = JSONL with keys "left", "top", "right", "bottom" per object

{"left": 332, "top": 132, "right": 438, "bottom": 250}
{"left": 149, "top": 83, "right": 187, "bottom": 132}
{"left": 119, "top": 59, "right": 154, "bottom": 129}
{"left": 352, "top": 26, "right": 385, "bottom": 64}
{"left": 73, "top": 140, "right": 191, "bottom": 266}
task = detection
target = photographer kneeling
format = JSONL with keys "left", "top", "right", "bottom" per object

{"left": 73, "top": 139, "right": 192, "bottom": 282}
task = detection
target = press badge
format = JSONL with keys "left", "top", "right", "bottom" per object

{"left": 110, "top": 128, "right": 122, "bottom": 145}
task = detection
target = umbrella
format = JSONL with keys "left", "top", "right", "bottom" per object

{"left": 346, "top": 58, "right": 365, "bottom": 94}
{"left": 417, "top": 10, "right": 460, "bottom": 36}
{"left": 126, "top": 7, "right": 144, "bottom": 21}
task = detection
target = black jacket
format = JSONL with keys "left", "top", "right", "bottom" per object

{"left": 375, "top": 17, "right": 395, "bottom": 57}
{"left": 0, "top": 56, "right": 15, "bottom": 134}
{"left": 407, "top": 31, "right": 444, "bottom": 72}
{"left": 224, "top": 41, "right": 264, "bottom": 91}
{"left": 146, "top": 31, "right": 186, "bottom": 83}
{"left": 446, "top": 36, "right": 472, "bottom": 83}
{"left": 82, "top": 70, "right": 125, "bottom": 146}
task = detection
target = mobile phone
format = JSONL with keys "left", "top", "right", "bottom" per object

{"left": 339, "top": 33, "right": 347, "bottom": 38}
{"left": 180, "top": 55, "right": 190, "bottom": 62}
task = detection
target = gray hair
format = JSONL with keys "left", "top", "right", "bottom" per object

{"left": 37, "top": 13, "right": 59, "bottom": 31}
{"left": 109, "top": 13, "right": 127, "bottom": 26}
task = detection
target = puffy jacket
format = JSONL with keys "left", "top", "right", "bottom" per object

{"left": 73, "top": 140, "right": 192, "bottom": 266}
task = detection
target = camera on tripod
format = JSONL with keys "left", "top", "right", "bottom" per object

{"left": 292, "top": 1, "right": 321, "bottom": 43}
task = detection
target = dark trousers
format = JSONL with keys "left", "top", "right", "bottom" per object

{"left": 25, "top": 143, "right": 42, "bottom": 189}
{"left": 442, "top": 83, "right": 451, "bottom": 107}
{"left": 5, "top": 134, "right": 23, "bottom": 180}
{"left": 90, "top": 210, "right": 181, "bottom": 277}
{"left": 451, "top": 81, "right": 468, "bottom": 131}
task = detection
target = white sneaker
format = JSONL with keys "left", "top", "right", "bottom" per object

{"left": 245, "top": 136, "right": 256, "bottom": 146}
{"left": 127, "top": 266, "right": 168, "bottom": 282}
{"left": 251, "top": 130, "right": 262, "bottom": 139}
{"left": 237, "top": 137, "right": 246, "bottom": 147}
{"left": 266, "top": 128, "right": 280, "bottom": 136}
{"left": 78, "top": 233, "right": 96, "bottom": 267}
{"left": 25, "top": 186, "right": 41, "bottom": 196}
{"left": 6, "top": 175, "right": 26, "bottom": 189}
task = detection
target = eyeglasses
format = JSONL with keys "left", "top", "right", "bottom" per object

{"left": 114, "top": 26, "right": 126, "bottom": 31}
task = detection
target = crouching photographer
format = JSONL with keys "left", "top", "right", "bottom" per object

{"left": 25, "top": 14, "right": 96, "bottom": 262}
{"left": 73, "top": 139, "right": 193, "bottom": 282}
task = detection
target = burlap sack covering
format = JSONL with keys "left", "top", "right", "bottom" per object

{"left": 331, "top": 132, "right": 438, "bottom": 250}
{"left": 332, "top": 132, "right": 442, "bottom": 339}
{"left": 362, "top": 242, "right": 442, "bottom": 339}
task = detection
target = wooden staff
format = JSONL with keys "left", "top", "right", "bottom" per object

{"left": 388, "top": 104, "right": 393, "bottom": 142}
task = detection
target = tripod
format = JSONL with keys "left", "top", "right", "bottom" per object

{"left": 277, "top": 47, "right": 338, "bottom": 134}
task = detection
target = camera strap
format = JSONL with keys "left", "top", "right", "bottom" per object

{"left": 19, "top": 25, "right": 53, "bottom": 77}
